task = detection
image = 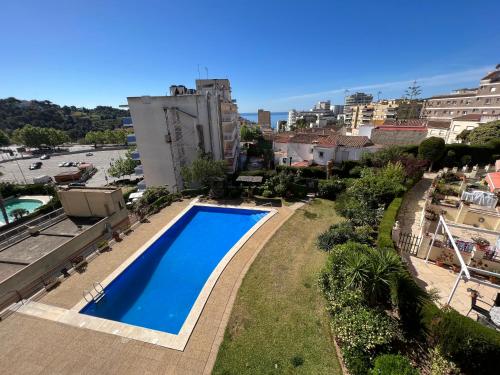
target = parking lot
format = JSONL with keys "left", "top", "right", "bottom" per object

{"left": 0, "top": 149, "right": 128, "bottom": 187}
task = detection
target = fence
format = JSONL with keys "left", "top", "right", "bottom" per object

{"left": 0, "top": 208, "right": 66, "bottom": 251}
{"left": 398, "top": 232, "right": 421, "bottom": 256}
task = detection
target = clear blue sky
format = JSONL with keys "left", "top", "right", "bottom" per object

{"left": 1, "top": 0, "right": 499, "bottom": 112}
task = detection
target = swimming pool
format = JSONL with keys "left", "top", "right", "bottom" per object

{"left": 0, "top": 198, "right": 44, "bottom": 225}
{"left": 80, "top": 204, "right": 269, "bottom": 335}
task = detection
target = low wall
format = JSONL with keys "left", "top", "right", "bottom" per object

{"left": 0, "top": 209, "right": 129, "bottom": 311}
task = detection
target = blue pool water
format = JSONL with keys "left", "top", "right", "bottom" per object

{"left": 0, "top": 198, "right": 44, "bottom": 225}
{"left": 80, "top": 205, "right": 268, "bottom": 334}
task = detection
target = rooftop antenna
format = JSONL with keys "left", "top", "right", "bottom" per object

{"left": 204, "top": 66, "right": 208, "bottom": 79}
{"left": 197, "top": 64, "right": 201, "bottom": 79}
{"left": 377, "top": 91, "right": 382, "bottom": 102}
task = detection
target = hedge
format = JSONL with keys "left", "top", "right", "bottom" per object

{"left": 371, "top": 354, "right": 418, "bottom": 375}
{"left": 376, "top": 197, "right": 402, "bottom": 250}
{"left": 422, "top": 303, "right": 500, "bottom": 375}
{"left": 276, "top": 165, "right": 326, "bottom": 179}
{"left": 435, "top": 143, "right": 500, "bottom": 168}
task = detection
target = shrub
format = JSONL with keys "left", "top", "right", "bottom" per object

{"left": 261, "top": 189, "right": 273, "bottom": 198}
{"left": 371, "top": 354, "right": 418, "bottom": 375}
{"left": 333, "top": 306, "right": 401, "bottom": 366}
{"left": 423, "top": 304, "right": 500, "bottom": 374}
{"left": 418, "top": 137, "right": 446, "bottom": 168}
{"left": 276, "top": 165, "right": 326, "bottom": 179}
{"left": 317, "top": 177, "right": 346, "bottom": 199}
{"left": 317, "top": 222, "right": 373, "bottom": 251}
{"left": 377, "top": 197, "right": 402, "bottom": 250}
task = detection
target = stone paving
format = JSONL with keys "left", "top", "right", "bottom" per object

{"left": 397, "top": 174, "right": 499, "bottom": 320}
{"left": 0, "top": 199, "right": 294, "bottom": 374}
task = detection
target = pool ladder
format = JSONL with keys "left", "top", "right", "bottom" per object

{"left": 83, "top": 282, "right": 106, "bottom": 303}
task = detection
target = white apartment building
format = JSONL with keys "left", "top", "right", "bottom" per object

{"left": 127, "top": 79, "right": 239, "bottom": 191}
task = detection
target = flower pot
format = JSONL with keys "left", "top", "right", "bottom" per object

{"left": 489, "top": 276, "right": 499, "bottom": 285}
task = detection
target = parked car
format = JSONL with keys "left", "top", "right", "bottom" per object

{"left": 68, "top": 182, "right": 86, "bottom": 187}
{"left": 29, "top": 162, "right": 43, "bottom": 170}
{"left": 86, "top": 152, "right": 93, "bottom": 156}
{"left": 61, "top": 161, "right": 73, "bottom": 167}
{"left": 58, "top": 162, "right": 66, "bottom": 167}
{"left": 40, "top": 154, "right": 50, "bottom": 160}
{"left": 33, "top": 175, "right": 53, "bottom": 184}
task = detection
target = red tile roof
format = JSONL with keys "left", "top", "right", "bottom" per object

{"left": 380, "top": 119, "right": 450, "bottom": 129}
{"left": 318, "top": 135, "right": 373, "bottom": 148}
{"left": 486, "top": 172, "right": 500, "bottom": 192}
{"left": 452, "top": 114, "right": 482, "bottom": 122}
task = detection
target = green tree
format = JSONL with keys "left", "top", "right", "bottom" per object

{"left": 460, "top": 120, "right": 500, "bottom": 145}
{"left": 107, "top": 149, "right": 140, "bottom": 178}
{"left": 181, "top": 155, "right": 226, "bottom": 191}
{"left": 240, "top": 125, "right": 261, "bottom": 142}
{"left": 45, "top": 128, "right": 69, "bottom": 148}
{"left": 12, "top": 125, "right": 45, "bottom": 148}
{"left": 418, "top": 137, "right": 445, "bottom": 170}
{"left": 0, "top": 130, "right": 10, "bottom": 146}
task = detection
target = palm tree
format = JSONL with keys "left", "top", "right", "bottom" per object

{"left": 11, "top": 208, "right": 29, "bottom": 221}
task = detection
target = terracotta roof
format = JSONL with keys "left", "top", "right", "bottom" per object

{"left": 381, "top": 119, "right": 450, "bottom": 129}
{"left": 453, "top": 114, "right": 482, "bottom": 121}
{"left": 429, "top": 92, "right": 477, "bottom": 99}
{"left": 371, "top": 128, "right": 428, "bottom": 146}
{"left": 486, "top": 172, "right": 500, "bottom": 192}
{"left": 318, "top": 135, "right": 373, "bottom": 148}
{"left": 291, "top": 161, "right": 310, "bottom": 168}
{"left": 426, "top": 121, "right": 451, "bottom": 129}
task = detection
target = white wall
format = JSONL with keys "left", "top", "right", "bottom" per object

{"left": 446, "top": 120, "right": 480, "bottom": 144}
{"left": 128, "top": 94, "right": 224, "bottom": 191}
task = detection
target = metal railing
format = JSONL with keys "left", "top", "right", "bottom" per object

{"left": 0, "top": 208, "right": 66, "bottom": 251}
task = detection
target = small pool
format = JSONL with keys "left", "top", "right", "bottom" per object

{"left": 0, "top": 198, "right": 44, "bottom": 225}
{"left": 80, "top": 205, "right": 269, "bottom": 335}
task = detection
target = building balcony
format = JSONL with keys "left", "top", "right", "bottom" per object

{"left": 127, "top": 134, "right": 136, "bottom": 145}
{"left": 134, "top": 165, "right": 143, "bottom": 176}
{"left": 122, "top": 117, "right": 133, "bottom": 128}
{"left": 131, "top": 151, "right": 140, "bottom": 161}
{"left": 224, "top": 138, "right": 239, "bottom": 158}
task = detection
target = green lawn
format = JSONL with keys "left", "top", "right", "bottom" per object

{"left": 213, "top": 199, "right": 343, "bottom": 375}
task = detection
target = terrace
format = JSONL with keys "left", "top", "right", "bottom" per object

{"left": 0, "top": 198, "right": 295, "bottom": 374}
{"left": 397, "top": 169, "right": 500, "bottom": 327}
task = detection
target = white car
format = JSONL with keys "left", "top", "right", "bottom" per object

{"left": 58, "top": 162, "right": 66, "bottom": 167}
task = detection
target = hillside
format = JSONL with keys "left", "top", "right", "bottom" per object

{"left": 0, "top": 97, "right": 130, "bottom": 140}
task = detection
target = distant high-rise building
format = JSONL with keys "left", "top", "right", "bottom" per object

{"left": 315, "top": 100, "right": 331, "bottom": 110}
{"left": 422, "top": 64, "right": 500, "bottom": 120}
{"left": 345, "top": 92, "right": 373, "bottom": 106}
{"left": 258, "top": 109, "right": 271, "bottom": 128}
{"left": 127, "top": 78, "right": 240, "bottom": 191}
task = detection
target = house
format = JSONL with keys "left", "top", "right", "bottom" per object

{"left": 446, "top": 114, "right": 500, "bottom": 144}
{"left": 370, "top": 119, "right": 451, "bottom": 145}
{"left": 273, "top": 130, "right": 377, "bottom": 166}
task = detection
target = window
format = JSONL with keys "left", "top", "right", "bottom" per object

{"left": 485, "top": 98, "right": 491, "bottom": 104}
{"left": 463, "top": 111, "right": 467, "bottom": 114}
{"left": 491, "top": 87, "right": 497, "bottom": 92}
{"left": 450, "top": 111, "right": 454, "bottom": 115}
{"left": 472, "top": 108, "right": 477, "bottom": 112}
{"left": 482, "top": 111, "right": 488, "bottom": 114}
{"left": 319, "top": 151, "right": 324, "bottom": 158}
{"left": 466, "top": 126, "right": 475, "bottom": 130}
{"left": 453, "top": 125, "right": 461, "bottom": 131}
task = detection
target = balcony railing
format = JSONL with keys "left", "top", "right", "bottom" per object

{"left": 122, "top": 117, "right": 133, "bottom": 127}
{"left": 127, "top": 134, "right": 136, "bottom": 144}
{"left": 134, "top": 165, "right": 143, "bottom": 176}
{"left": 131, "top": 151, "right": 140, "bottom": 161}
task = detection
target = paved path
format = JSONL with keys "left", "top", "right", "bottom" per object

{"left": 397, "top": 173, "right": 435, "bottom": 236}
{"left": 0, "top": 200, "right": 295, "bottom": 374}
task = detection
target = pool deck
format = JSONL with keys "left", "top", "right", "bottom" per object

{"left": 0, "top": 198, "right": 295, "bottom": 374}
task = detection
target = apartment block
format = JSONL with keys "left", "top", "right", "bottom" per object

{"left": 422, "top": 64, "right": 500, "bottom": 120}
{"left": 127, "top": 79, "right": 240, "bottom": 191}
{"left": 257, "top": 109, "right": 271, "bottom": 128}
{"left": 344, "top": 92, "right": 373, "bottom": 106}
